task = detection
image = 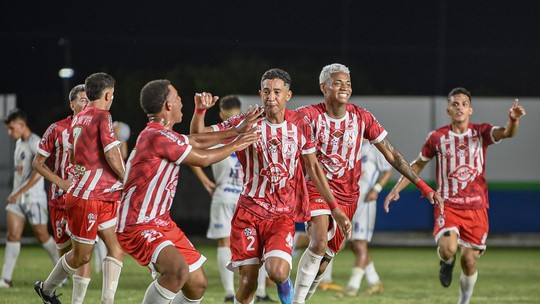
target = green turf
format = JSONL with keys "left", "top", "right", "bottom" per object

{"left": 1, "top": 245, "right": 539, "bottom": 303}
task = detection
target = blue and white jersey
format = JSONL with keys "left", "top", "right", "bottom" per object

{"left": 211, "top": 152, "right": 243, "bottom": 205}
{"left": 13, "top": 133, "right": 47, "bottom": 202}
{"left": 358, "top": 142, "right": 391, "bottom": 203}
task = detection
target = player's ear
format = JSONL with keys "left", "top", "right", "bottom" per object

{"left": 320, "top": 83, "right": 326, "bottom": 94}
{"left": 286, "top": 90, "right": 292, "bottom": 102}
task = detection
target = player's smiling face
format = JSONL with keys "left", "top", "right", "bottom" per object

{"left": 447, "top": 93, "right": 473, "bottom": 123}
{"left": 259, "top": 78, "right": 291, "bottom": 121}
{"left": 323, "top": 72, "right": 352, "bottom": 105}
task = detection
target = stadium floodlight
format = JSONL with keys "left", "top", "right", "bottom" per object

{"left": 58, "top": 68, "right": 74, "bottom": 79}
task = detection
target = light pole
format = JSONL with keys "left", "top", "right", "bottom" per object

{"left": 58, "top": 37, "right": 73, "bottom": 102}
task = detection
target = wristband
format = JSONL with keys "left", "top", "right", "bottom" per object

{"left": 415, "top": 180, "right": 434, "bottom": 198}
{"left": 328, "top": 199, "right": 339, "bottom": 209}
{"left": 195, "top": 108, "right": 207, "bottom": 114}
{"left": 372, "top": 183, "right": 383, "bottom": 193}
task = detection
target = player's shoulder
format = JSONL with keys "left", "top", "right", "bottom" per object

{"left": 295, "top": 102, "right": 325, "bottom": 115}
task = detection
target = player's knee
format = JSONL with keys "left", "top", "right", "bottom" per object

{"left": 460, "top": 254, "right": 478, "bottom": 271}
{"left": 71, "top": 251, "right": 92, "bottom": 267}
{"left": 267, "top": 267, "right": 289, "bottom": 284}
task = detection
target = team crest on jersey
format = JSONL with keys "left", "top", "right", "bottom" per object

{"left": 87, "top": 213, "right": 96, "bottom": 221}
{"left": 267, "top": 136, "right": 281, "bottom": 154}
{"left": 330, "top": 130, "right": 343, "bottom": 146}
{"left": 243, "top": 227, "right": 256, "bottom": 237}
{"left": 282, "top": 136, "right": 297, "bottom": 159}
{"left": 436, "top": 214, "right": 445, "bottom": 228}
{"left": 343, "top": 129, "right": 357, "bottom": 147}
{"left": 260, "top": 163, "right": 288, "bottom": 184}
{"left": 165, "top": 176, "right": 179, "bottom": 199}
{"left": 456, "top": 144, "right": 469, "bottom": 157}
{"left": 318, "top": 154, "right": 346, "bottom": 173}
{"left": 286, "top": 232, "right": 293, "bottom": 249}
{"left": 448, "top": 164, "right": 478, "bottom": 183}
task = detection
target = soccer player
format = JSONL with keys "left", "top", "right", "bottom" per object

{"left": 1, "top": 109, "right": 59, "bottom": 288}
{"left": 191, "top": 95, "right": 276, "bottom": 302}
{"left": 191, "top": 68, "right": 351, "bottom": 304}
{"left": 292, "top": 63, "right": 443, "bottom": 303}
{"left": 116, "top": 80, "right": 261, "bottom": 304}
{"left": 336, "top": 141, "right": 393, "bottom": 297}
{"left": 32, "top": 84, "right": 92, "bottom": 303}
{"left": 34, "top": 72, "right": 125, "bottom": 304}
{"left": 384, "top": 87, "right": 526, "bottom": 304}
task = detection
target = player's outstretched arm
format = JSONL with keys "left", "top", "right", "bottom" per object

{"left": 493, "top": 98, "right": 526, "bottom": 141}
{"left": 375, "top": 138, "right": 443, "bottom": 213}
{"left": 184, "top": 129, "right": 260, "bottom": 168}
{"left": 302, "top": 153, "right": 352, "bottom": 239}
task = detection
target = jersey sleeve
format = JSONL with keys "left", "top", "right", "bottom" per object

{"left": 99, "top": 111, "right": 121, "bottom": 153}
{"left": 37, "top": 123, "right": 57, "bottom": 157}
{"left": 358, "top": 107, "right": 387, "bottom": 144}
{"left": 154, "top": 131, "right": 193, "bottom": 165}
{"left": 480, "top": 123, "right": 499, "bottom": 145}
{"left": 420, "top": 131, "right": 437, "bottom": 160}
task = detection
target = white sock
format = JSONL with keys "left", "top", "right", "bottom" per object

{"left": 143, "top": 280, "right": 177, "bottom": 304}
{"left": 459, "top": 271, "right": 478, "bottom": 304}
{"left": 1, "top": 241, "right": 20, "bottom": 281}
{"left": 256, "top": 265, "right": 267, "bottom": 297}
{"left": 234, "top": 297, "right": 254, "bottom": 304}
{"left": 72, "top": 274, "right": 91, "bottom": 304}
{"left": 43, "top": 254, "right": 76, "bottom": 295}
{"left": 306, "top": 273, "right": 324, "bottom": 300}
{"left": 293, "top": 249, "right": 323, "bottom": 303}
{"left": 42, "top": 237, "right": 60, "bottom": 264}
{"left": 172, "top": 291, "right": 203, "bottom": 304}
{"left": 101, "top": 256, "right": 123, "bottom": 303}
{"left": 346, "top": 267, "right": 365, "bottom": 290}
{"left": 93, "top": 239, "right": 107, "bottom": 273}
{"left": 217, "top": 247, "right": 235, "bottom": 296}
{"left": 321, "top": 259, "right": 333, "bottom": 283}
{"left": 364, "top": 262, "right": 381, "bottom": 286}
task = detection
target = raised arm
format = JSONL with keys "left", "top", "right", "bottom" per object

{"left": 492, "top": 98, "right": 526, "bottom": 141}
{"left": 190, "top": 92, "right": 219, "bottom": 134}
{"left": 302, "top": 152, "right": 352, "bottom": 239}
{"left": 374, "top": 137, "right": 443, "bottom": 212}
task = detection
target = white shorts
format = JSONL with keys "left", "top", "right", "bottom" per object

{"left": 6, "top": 198, "right": 49, "bottom": 225}
{"left": 351, "top": 200, "right": 377, "bottom": 242}
{"left": 206, "top": 201, "right": 236, "bottom": 240}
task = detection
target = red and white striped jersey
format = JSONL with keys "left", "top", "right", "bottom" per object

{"left": 67, "top": 106, "right": 123, "bottom": 201}
{"left": 420, "top": 123, "right": 499, "bottom": 209}
{"left": 295, "top": 102, "right": 387, "bottom": 205}
{"left": 117, "top": 122, "right": 192, "bottom": 232}
{"left": 213, "top": 109, "right": 315, "bottom": 222}
{"left": 37, "top": 116, "right": 72, "bottom": 206}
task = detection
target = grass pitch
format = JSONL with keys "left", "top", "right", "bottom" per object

{"left": 1, "top": 245, "right": 539, "bottom": 303}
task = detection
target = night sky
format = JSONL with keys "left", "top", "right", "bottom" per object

{"left": 1, "top": 0, "right": 540, "bottom": 136}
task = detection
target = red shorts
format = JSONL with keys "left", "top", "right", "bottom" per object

{"left": 49, "top": 197, "right": 70, "bottom": 249}
{"left": 229, "top": 207, "right": 295, "bottom": 272}
{"left": 65, "top": 193, "right": 118, "bottom": 245}
{"left": 117, "top": 222, "right": 205, "bottom": 274}
{"left": 434, "top": 206, "right": 489, "bottom": 250}
{"left": 309, "top": 191, "right": 357, "bottom": 254}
